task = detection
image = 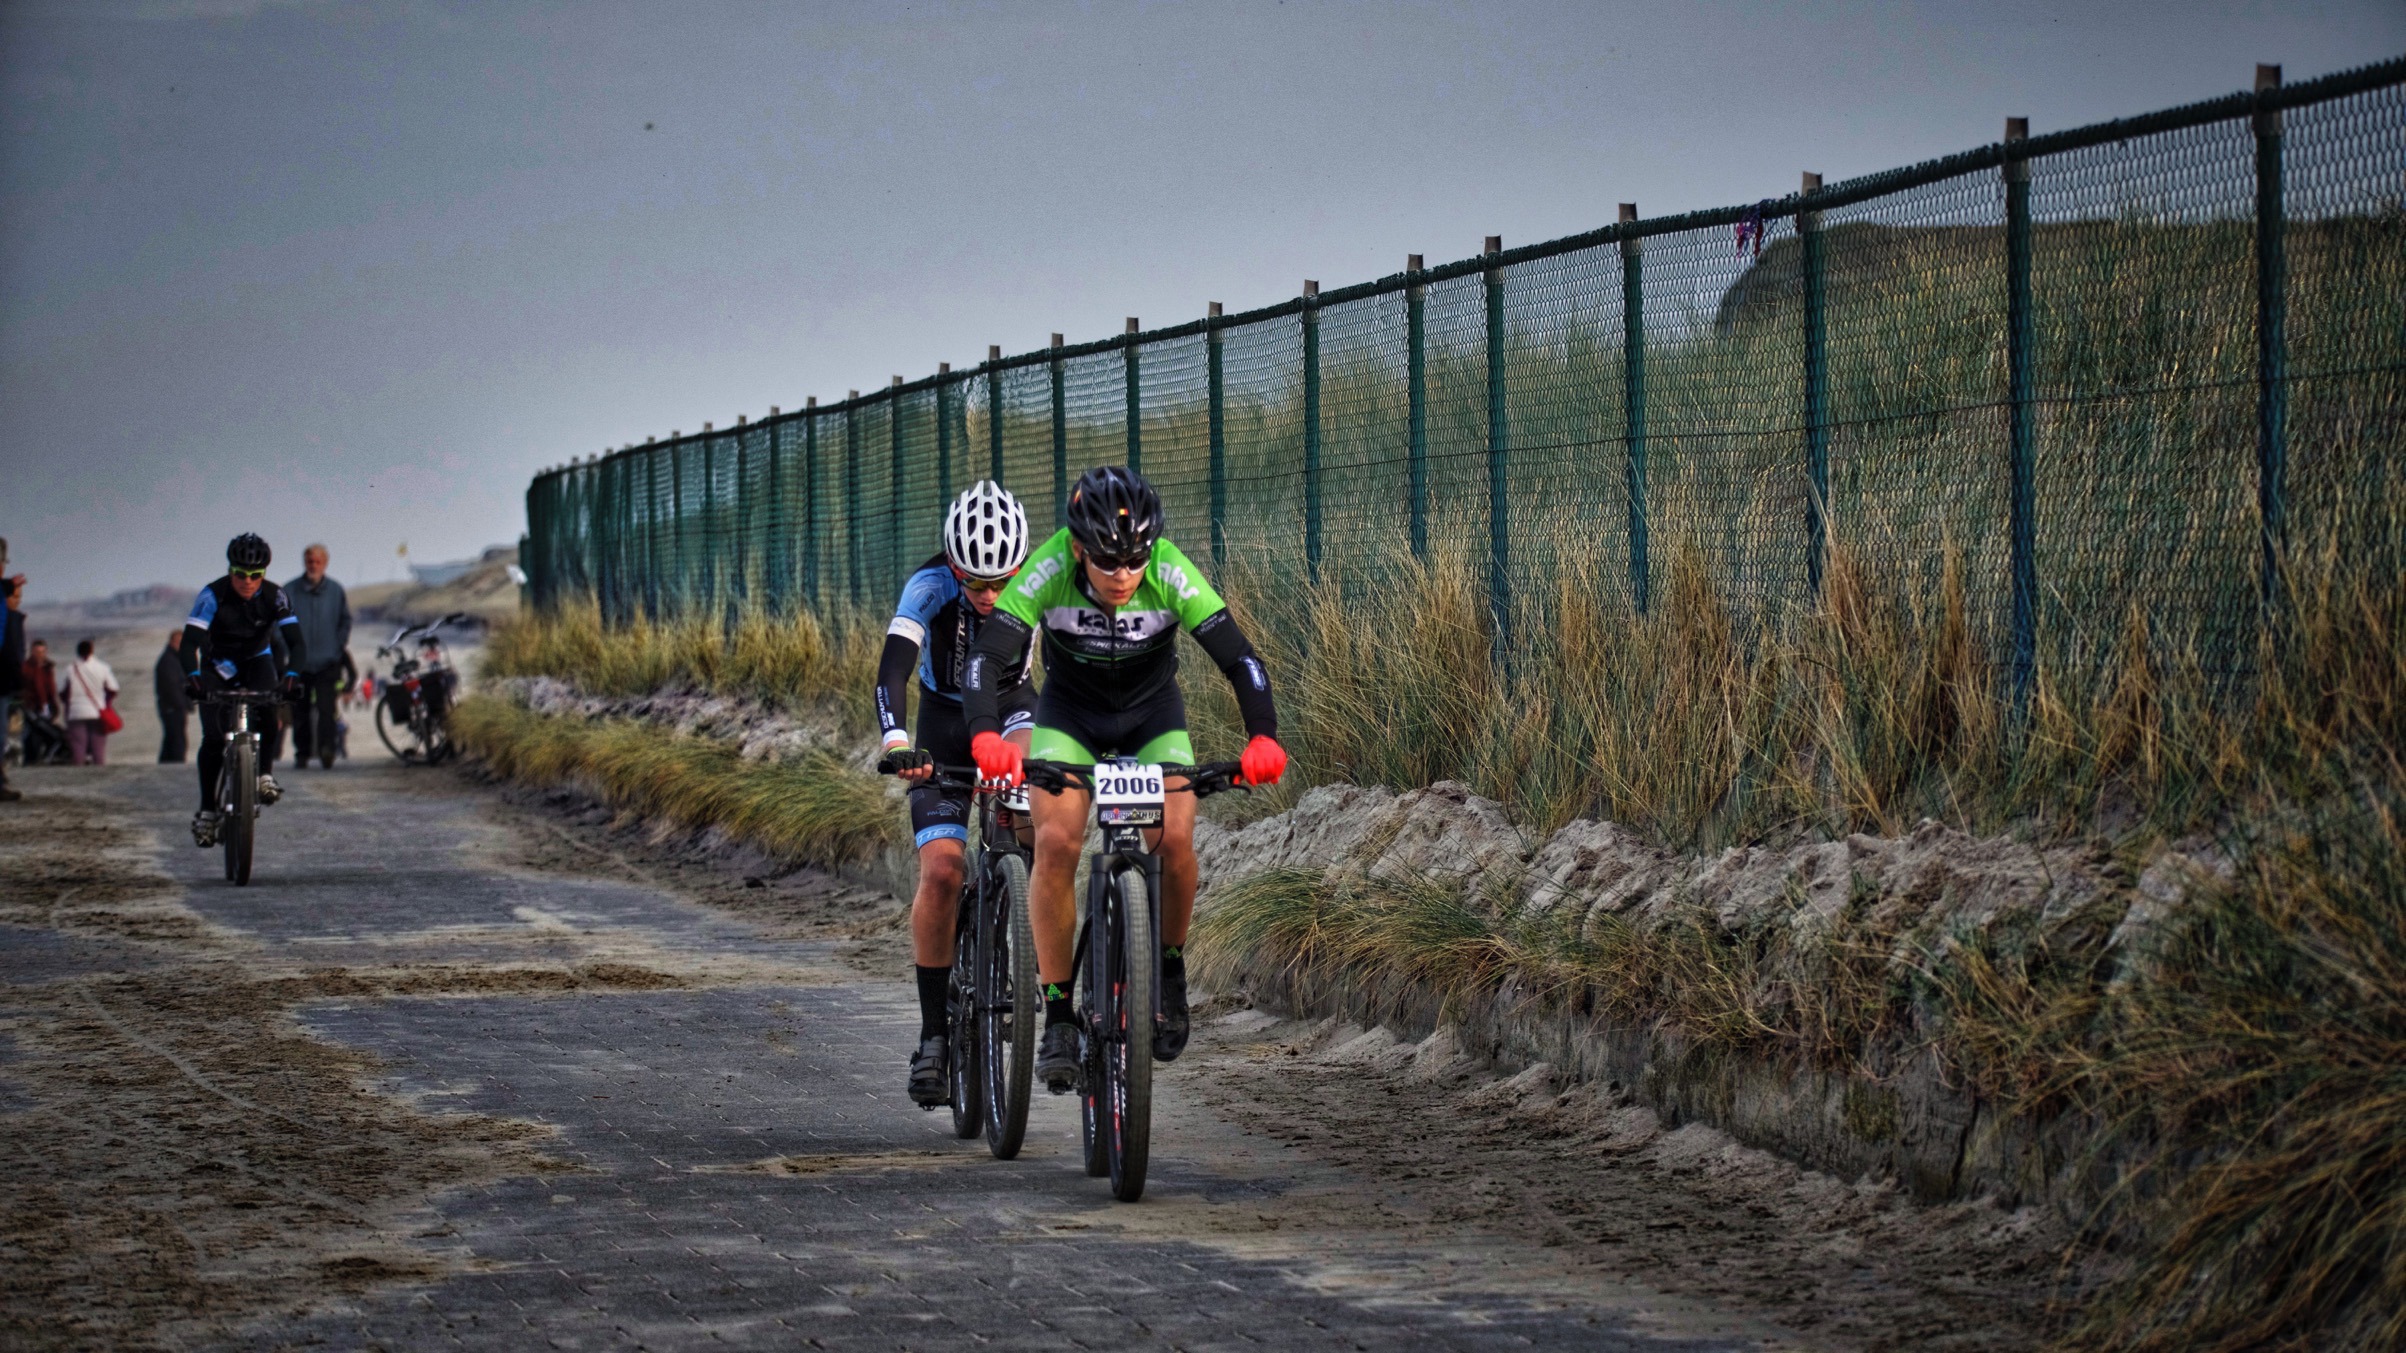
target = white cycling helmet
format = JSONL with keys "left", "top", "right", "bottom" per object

{"left": 944, "top": 480, "right": 1030, "bottom": 581}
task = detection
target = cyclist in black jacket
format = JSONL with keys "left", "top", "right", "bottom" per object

{"left": 182, "top": 534, "right": 304, "bottom": 844}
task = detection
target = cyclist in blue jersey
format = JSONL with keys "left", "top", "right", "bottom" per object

{"left": 182, "top": 534, "right": 305, "bottom": 844}
{"left": 875, "top": 482, "right": 1038, "bottom": 1107}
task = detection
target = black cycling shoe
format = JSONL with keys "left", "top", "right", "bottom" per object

{"left": 1036, "top": 1022, "right": 1083, "bottom": 1095}
{"left": 906, "top": 1036, "right": 949, "bottom": 1108}
{"left": 1154, "top": 965, "right": 1191, "bottom": 1063}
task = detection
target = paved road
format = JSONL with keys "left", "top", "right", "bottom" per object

{"left": 12, "top": 760, "right": 1795, "bottom": 1352}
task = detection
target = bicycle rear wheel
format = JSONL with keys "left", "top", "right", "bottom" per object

{"left": 222, "top": 738, "right": 255, "bottom": 886}
{"left": 1102, "top": 863, "right": 1154, "bottom": 1202}
{"left": 947, "top": 895, "right": 983, "bottom": 1140}
{"left": 981, "top": 850, "right": 1035, "bottom": 1160}
{"left": 374, "top": 698, "right": 416, "bottom": 763}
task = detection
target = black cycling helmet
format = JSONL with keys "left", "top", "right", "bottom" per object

{"left": 1065, "top": 465, "right": 1162, "bottom": 560}
{"left": 226, "top": 533, "right": 272, "bottom": 571}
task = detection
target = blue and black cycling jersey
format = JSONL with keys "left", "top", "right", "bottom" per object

{"left": 876, "top": 553, "right": 1032, "bottom": 742}
{"left": 182, "top": 577, "right": 305, "bottom": 681}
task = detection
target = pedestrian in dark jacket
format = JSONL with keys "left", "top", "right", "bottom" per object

{"left": 284, "top": 544, "right": 351, "bottom": 769}
{"left": 22, "top": 637, "right": 59, "bottom": 723}
{"left": 155, "top": 630, "right": 192, "bottom": 763}
{"left": 1, "top": 559, "right": 24, "bottom": 801}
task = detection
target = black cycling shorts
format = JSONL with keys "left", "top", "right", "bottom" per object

{"left": 1026, "top": 680, "right": 1191, "bottom": 768}
{"left": 909, "top": 684, "right": 1035, "bottom": 849}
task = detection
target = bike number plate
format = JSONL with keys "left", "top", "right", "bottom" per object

{"left": 1094, "top": 762, "right": 1165, "bottom": 825}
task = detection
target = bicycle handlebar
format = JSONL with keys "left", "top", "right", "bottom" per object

{"left": 1022, "top": 759, "right": 1249, "bottom": 799}
{"left": 201, "top": 687, "right": 286, "bottom": 706}
{"left": 872, "top": 755, "right": 1252, "bottom": 800}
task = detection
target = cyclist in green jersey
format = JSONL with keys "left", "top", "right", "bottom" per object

{"left": 964, "top": 465, "right": 1287, "bottom": 1092}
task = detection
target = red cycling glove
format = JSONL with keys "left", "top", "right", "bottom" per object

{"left": 971, "top": 730, "right": 1024, "bottom": 787}
{"left": 1240, "top": 735, "right": 1288, "bottom": 787}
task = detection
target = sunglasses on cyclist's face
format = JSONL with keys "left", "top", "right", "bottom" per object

{"left": 230, "top": 567, "right": 267, "bottom": 581}
{"left": 1084, "top": 552, "right": 1148, "bottom": 576}
{"left": 951, "top": 567, "right": 1016, "bottom": 595}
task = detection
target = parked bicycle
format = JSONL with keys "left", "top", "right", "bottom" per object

{"left": 876, "top": 756, "right": 1041, "bottom": 1158}
{"left": 201, "top": 688, "right": 285, "bottom": 886}
{"left": 374, "top": 612, "right": 468, "bottom": 765}
{"left": 1023, "top": 756, "right": 1246, "bottom": 1202}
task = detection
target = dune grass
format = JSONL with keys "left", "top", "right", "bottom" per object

{"left": 451, "top": 696, "right": 900, "bottom": 870}
{"left": 479, "top": 601, "right": 887, "bottom": 738}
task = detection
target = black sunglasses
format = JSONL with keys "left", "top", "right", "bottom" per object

{"left": 1085, "top": 550, "right": 1149, "bottom": 575}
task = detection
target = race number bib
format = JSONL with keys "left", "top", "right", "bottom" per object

{"left": 1092, "top": 762, "right": 1166, "bottom": 806}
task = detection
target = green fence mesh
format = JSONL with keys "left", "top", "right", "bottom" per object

{"left": 524, "top": 60, "right": 2406, "bottom": 686}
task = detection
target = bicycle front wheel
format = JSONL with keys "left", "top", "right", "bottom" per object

{"left": 1102, "top": 863, "right": 1154, "bottom": 1202}
{"left": 948, "top": 895, "right": 984, "bottom": 1140}
{"left": 222, "top": 737, "right": 255, "bottom": 886}
{"left": 981, "top": 850, "right": 1035, "bottom": 1160}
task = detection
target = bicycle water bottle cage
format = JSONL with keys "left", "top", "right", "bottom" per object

{"left": 1093, "top": 758, "right": 1166, "bottom": 829}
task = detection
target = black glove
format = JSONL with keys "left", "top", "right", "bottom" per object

{"left": 280, "top": 672, "right": 302, "bottom": 698}
{"left": 183, "top": 674, "right": 204, "bottom": 702}
{"left": 877, "top": 746, "right": 933, "bottom": 776}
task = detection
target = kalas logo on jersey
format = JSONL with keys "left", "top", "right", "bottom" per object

{"left": 1016, "top": 553, "right": 1067, "bottom": 595}
{"left": 1156, "top": 559, "right": 1203, "bottom": 603}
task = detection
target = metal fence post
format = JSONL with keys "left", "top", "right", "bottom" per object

{"left": 1303, "top": 281, "right": 1322, "bottom": 581}
{"left": 803, "top": 399, "right": 820, "bottom": 605}
{"left": 1124, "top": 318, "right": 1142, "bottom": 475}
{"left": 670, "top": 438, "right": 687, "bottom": 614}
{"left": 764, "top": 412, "right": 783, "bottom": 613}
{"left": 700, "top": 428, "right": 718, "bottom": 611}
{"left": 1620, "top": 208, "right": 1649, "bottom": 615}
{"left": 2255, "top": 63, "right": 2289, "bottom": 620}
{"left": 987, "top": 346, "right": 1004, "bottom": 485}
{"left": 645, "top": 445, "right": 662, "bottom": 620}
{"left": 845, "top": 394, "right": 862, "bottom": 607}
{"left": 1407, "top": 254, "right": 1428, "bottom": 560}
{"left": 1800, "top": 173, "right": 1830, "bottom": 597}
{"left": 1485, "top": 238, "right": 1510, "bottom": 657}
{"left": 889, "top": 375, "right": 906, "bottom": 589}
{"left": 2005, "top": 118, "right": 2038, "bottom": 701}
{"left": 936, "top": 363, "right": 954, "bottom": 510}
{"left": 1050, "top": 334, "right": 1067, "bottom": 528}
{"left": 1208, "top": 302, "right": 1226, "bottom": 567}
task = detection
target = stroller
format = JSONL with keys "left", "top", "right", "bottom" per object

{"left": 15, "top": 707, "right": 69, "bottom": 766}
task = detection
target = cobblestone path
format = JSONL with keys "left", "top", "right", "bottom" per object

{"left": 4, "top": 762, "right": 1801, "bottom": 1352}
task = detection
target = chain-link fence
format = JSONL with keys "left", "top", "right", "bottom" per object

{"left": 525, "top": 59, "right": 2405, "bottom": 685}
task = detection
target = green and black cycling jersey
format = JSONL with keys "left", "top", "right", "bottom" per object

{"left": 962, "top": 528, "right": 1276, "bottom": 743}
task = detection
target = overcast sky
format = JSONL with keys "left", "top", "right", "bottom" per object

{"left": 2, "top": 0, "right": 2398, "bottom": 600}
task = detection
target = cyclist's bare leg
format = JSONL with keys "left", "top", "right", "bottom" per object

{"left": 1028, "top": 781, "right": 1089, "bottom": 987}
{"left": 908, "top": 839, "right": 967, "bottom": 966}
{"left": 903, "top": 726, "right": 1028, "bottom": 967}
{"left": 1155, "top": 773, "right": 1198, "bottom": 947}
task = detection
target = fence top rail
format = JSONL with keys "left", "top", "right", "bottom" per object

{"left": 534, "top": 52, "right": 2404, "bottom": 487}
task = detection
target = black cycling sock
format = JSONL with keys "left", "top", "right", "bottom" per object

{"left": 1044, "top": 981, "right": 1075, "bottom": 1028}
{"left": 915, "top": 965, "right": 951, "bottom": 1041}
{"left": 1161, "top": 945, "right": 1185, "bottom": 983}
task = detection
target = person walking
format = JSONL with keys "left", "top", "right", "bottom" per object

{"left": 0, "top": 555, "right": 25, "bottom": 802}
{"left": 61, "top": 638, "right": 119, "bottom": 766}
{"left": 155, "top": 629, "right": 192, "bottom": 763}
{"left": 283, "top": 544, "right": 350, "bottom": 770}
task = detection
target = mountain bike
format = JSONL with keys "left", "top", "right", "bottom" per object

{"left": 203, "top": 688, "right": 284, "bottom": 886}
{"left": 1023, "top": 757, "right": 1246, "bottom": 1202}
{"left": 876, "top": 757, "right": 1040, "bottom": 1159}
{"left": 374, "top": 611, "right": 468, "bottom": 765}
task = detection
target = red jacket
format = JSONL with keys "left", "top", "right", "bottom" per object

{"left": 20, "top": 658, "right": 57, "bottom": 718}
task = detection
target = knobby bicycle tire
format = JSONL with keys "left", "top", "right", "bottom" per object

{"left": 1104, "top": 863, "right": 1154, "bottom": 1202}
{"left": 948, "top": 897, "right": 984, "bottom": 1140}
{"left": 982, "top": 850, "right": 1035, "bottom": 1160}
{"left": 224, "top": 738, "right": 255, "bottom": 886}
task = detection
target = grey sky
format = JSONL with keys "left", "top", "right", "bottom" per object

{"left": 2, "top": 0, "right": 2397, "bottom": 600}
